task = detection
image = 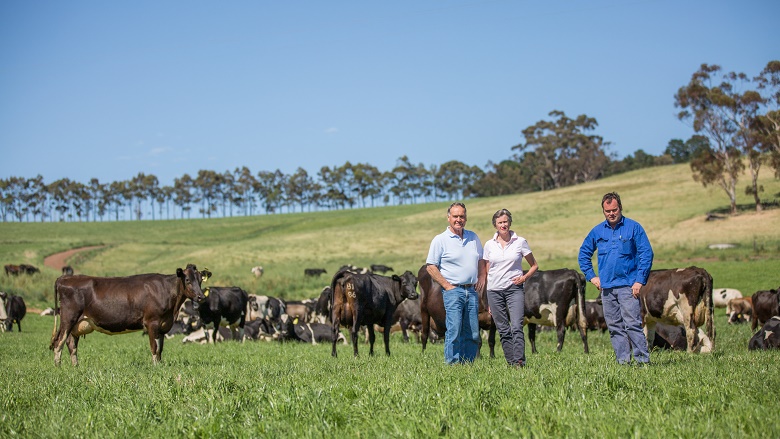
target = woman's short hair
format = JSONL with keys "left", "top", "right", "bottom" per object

{"left": 492, "top": 209, "right": 512, "bottom": 227}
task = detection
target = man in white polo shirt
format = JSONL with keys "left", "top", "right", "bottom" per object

{"left": 426, "top": 202, "right": 486, "bottom": 364}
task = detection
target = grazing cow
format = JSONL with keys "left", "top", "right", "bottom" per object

{"left": 650, "top": 323, "right": 688, "bottom": 351}
{"left": 284, "top": 299, "right": 316, "bottom": 323}
{"left": 182, "top": 326, "right": 231, "bottom": 344}
{"left": 522, "top": 269, "right": 589, "bottom": 354}
{"left": 242, "top": 319, "right": 277, "bottom": 341}
{"left": 713, "top": 288, "right": 742, "bottom": 314}
{"left": 4, "top": 265, "right": 21, "bottom": 276}
{"left": 640, "top": 266, "right": 714, "bottom": 353}
{"left": 751, "top": 288, "right": 780, "bottom": 332}
{"left": 278, "top": 314, "right": 347, "bottom": 345}
{"left": 4, "top": 294, "right": 26, "bottom": 332}
{"left": 197, "top": 286, "right": 249, "bottom": 343}
{"left": 417, "top": 265, "right": 498, "bottom": 357}
{"left": 0, "top": 292, "right": 7, "bottom": 321}
{"left": 20, "top": 264, "right": 40, "bottom": 275}
{"left": 727, "top": 297, "right": 753, "bottom": 324}
{"left": 49, "top": 264, "right": 210, "bottom": 365}
{"left": 748, "top": 316, "right": 780, "bottom": 350}
{"left": 311, "top": 287, "right": 332, "bottom": 323}
{"left": 62, "top": 266, "right": 74, "bottom": 276}
{"left": 304, "top": 268, "right": 327, "bottom": 277}
{"left": 251, "top": 266, "right": 264, "bottom": 278}
{"left": 394, "top": 297, "right": 423, "bottom": 343}
{"left": 246, "top": 294, "right": 286, "bottom": 331}
{"left": 370, "top": 264, "right": 394, "bottom": 274}
{"left": 567, "top": 299, "right": 607, "bottom": 333}
{"left": 339, "top": 265, "right": 370, "bottom": 274}
{"left": 331, "top": 269, "right": 419, "bottom": 357}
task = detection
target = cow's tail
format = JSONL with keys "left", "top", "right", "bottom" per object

{"left": 574, "top": 271, "right": 589, "bottom": 354}
{"left": 50, "top": 278, "right": 60, "bottom": 350}
{"left": 704, "top": 269, "right": 715, "bottom": 349}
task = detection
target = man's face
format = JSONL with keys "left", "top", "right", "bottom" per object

{"left": 448, "top": 205, "right": 467, "bottom": 234}
{"left": 602, "top": 199, "right": 622, "bottom": 227}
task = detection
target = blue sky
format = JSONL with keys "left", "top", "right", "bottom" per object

{"left": 1, "top": 1, "right": 777, "bottom": 187}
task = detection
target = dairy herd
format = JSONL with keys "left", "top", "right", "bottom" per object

{"left": 14, "top": 263, "right": 774, "bottom": 365}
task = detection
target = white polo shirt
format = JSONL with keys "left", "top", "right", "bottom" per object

{"left": 483, "top": 231, "right": 532, "bottom": 291}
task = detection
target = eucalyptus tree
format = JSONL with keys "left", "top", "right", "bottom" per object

{"left": 471, "top": 160, "right": 525, "bottom": 197}
{"left": 389, "top": 155, "right": 428, "bottom": 204}
{"left": 286, "top": 167, "right": 319, "bottom": 212}
{"left": 664, "top": 135, "right": 710, "bottom": 164}
{"left": 0, "top": 178, "right": 11, "bottom": 222}
{"left": 4, "top": 176, "right": 30, "bottom": 222}
{"left": 219, "top": 170, "right": 235, "bottom": 217}
{"left": 754, "top": 60, "right": 780, "bottom": 177}
{"left": 86, "top": 178, "right": 104, "bottom": 221}
{"left": 233, "top": 166, "right": 257, "bottom": 216}
{"left": 47, "top": 178, "right": 74, "bottom": 222}
{"left": 256, "top": 169, "right": 287, "bottom": 214}
{"left": 156, "top": 185, "right": 174, "bottom": 220}
{"left": 435, "top": 160, "right": 474, "bottom": 200}
{"left": 24, "top": 175, "right": 47, "bottom": 222}
{"left": 106, "top": 180, "right": 129, "bottom": 221}
{"left": 675, "top": 63, "right": 764, "bottom": 213}
{"left": 194, "top": 170, "right": 220, "bottom": 218}
{"left": 317, "top": 165, "right": 350, "bottom": 210}
{"left": 173, "top": 174, "right": 195, "bottom": 219}
{"left": 513, "top": 110, "right": 609, "bottom": 190}
{"left": 349, "top": 163, "right": 383, "bottom": 208}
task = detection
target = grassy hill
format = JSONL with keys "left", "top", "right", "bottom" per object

{"left": 1, "top": 163, "right": 779, "bottom": 306}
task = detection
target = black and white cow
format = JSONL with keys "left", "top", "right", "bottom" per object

{"left": 748, "top": 316, "right": 780, "bottom": 350}
{"left": 523, "top": 269, "right": 589, "bottom": 354}
{"left": 278, "top": 314, "right": 346, "bottom": 345}
{"left": 197, "top": 286, "right": 248, "bottom": 343}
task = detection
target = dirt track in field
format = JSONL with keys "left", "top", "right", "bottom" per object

{"left": 43, "top": 245, "right": 105, "bottom": 272}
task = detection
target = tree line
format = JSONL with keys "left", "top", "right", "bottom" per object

{"left": 2, "top": 60, "right": 778, "bottom": 222}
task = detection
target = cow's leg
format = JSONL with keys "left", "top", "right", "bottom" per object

{"left": 367, "top": 325, "right": 377, "bottom": 356}
{"left": 555, "top": 323, "right": 566, "bottom": 352}
{"left": 350, "top": 321, "right": 360, "bottom": 357}
{"left": 420, "top": 311, "right": 431, "bottom": 353}
{"left": 382, "top": 315, "right": 393, "bottom": 356}
{"left": 147, "top": 327, "right": 163, "bottom": 364}
{"left": 644, "top": 321, "right": 657, "bottom": 351}
{"left": 66, "top": 334, "right": 80, "bottom": 366}
{"left": 528, "top": 323, "right": 537, "bottom": 354}
{"left": 488, "top": 326, "right": 496, "bottom": 358}
{"left": 331, "top": 320, "right": 340, "bottom": 357}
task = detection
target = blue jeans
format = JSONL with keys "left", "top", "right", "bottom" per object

{"left": 487, "top": 284, "right": 525, "bottom": 365}
{"left": 443, "top": 286, "right": 480, "bottom": 364}
{"left": 602, "top": 286, "right": 650, "bottom": 364}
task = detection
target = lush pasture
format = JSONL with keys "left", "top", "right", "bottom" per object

{"left": 1, "top": 312, "right": 778, "bottom": 438}
{"left": 1, "top": 164, "right": 779, "bottom": 437}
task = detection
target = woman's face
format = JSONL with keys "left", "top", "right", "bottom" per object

{"left": 494, "top": 214, "right": 511, "bottom": 234}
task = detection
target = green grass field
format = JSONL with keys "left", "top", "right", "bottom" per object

{"left": 1, "top": 164, "right": 779, "bottom": 437}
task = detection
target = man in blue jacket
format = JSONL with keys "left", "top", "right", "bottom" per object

{"left": 578, "top": 192, "right": 654, "bottom": 365}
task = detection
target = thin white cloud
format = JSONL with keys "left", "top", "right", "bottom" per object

{"left": 148, "top": 147, "right": 170, "bottom": 157}
{"left": 325, "top": 127, "right": 339, "bottom": 134}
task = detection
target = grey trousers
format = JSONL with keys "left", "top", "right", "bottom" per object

{"left": 487, "top": 284, "right": 525, "bottom": 365}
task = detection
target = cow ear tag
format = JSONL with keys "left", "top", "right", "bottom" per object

{"left": 293, "top": 317, "right": 299, "bottom": 324}
{"left": 204, "top": 287, "right": 210, "bottom": 297}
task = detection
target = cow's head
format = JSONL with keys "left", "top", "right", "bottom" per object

{"left": 177, "top": 264, "right": 210, "bottom": 303}
{"left": 395, "top": 271, "right": 419, "bottom": 300}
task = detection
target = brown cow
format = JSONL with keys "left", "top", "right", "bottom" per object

{"left": 49, "top": 264, "right": 210, "bottom": 366}
{"left": 727, "top": 297, "right": 752, "bottom": 324}
{"left": 330, "top": 269, "right": 418, "bottom": 357}
{"left": 640, "top": 266, "right": 714, "bottom": 353}
{"left": 417, "top": 264, "right": 498, "bottom": 357}
{"left": 751, "top": 288, "right": 780, "bottom": 332}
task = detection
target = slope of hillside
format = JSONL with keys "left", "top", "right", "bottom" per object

{"left": 1, "top": 163, "right": 778, "bottom": 303}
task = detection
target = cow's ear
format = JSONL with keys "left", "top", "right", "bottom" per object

{"left": 201, "top": 269, "right": 212, "bottom": 282}
{"left": 177, "top": 268, "right": 184, "bottom": 278}
{"left": 392, "top": 275, "right": 401, "bottom": 282}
